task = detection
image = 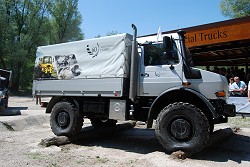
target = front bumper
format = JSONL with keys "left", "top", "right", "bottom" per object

{"left": 210, "top": 99, "right": 236, "bottom": 117}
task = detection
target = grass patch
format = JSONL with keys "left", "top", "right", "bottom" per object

{"left": 49, "top": 162, "right": 60, "bottom": 167}
{"left": 26, "top": 152, "right": 43, "bottom": 160}
{"left": 95, "top": 156, "right": 109, "bottom": 163}
{"left": 228, "top": 116, "right": 250, "bottom": 128}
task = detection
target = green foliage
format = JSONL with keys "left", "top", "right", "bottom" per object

{"left": 94, "top": 31, "right": 119, "bottom": 38}
{"left": 49, "top": 0, "right": 84, "bottom": 43}
{"left": 228, "top": 117, "right": 250, "bottom": 128}
{"left": 220, "top": 0, "right": 250, "bottom": 18}
{"left": 0, "top": 0, "right": 84, "bottom": 91}
{"left": 94, "top": 34, "right": 102, "bottom": 38}
{"left": 106, "top": 31, "right": 119, "bottom": 36}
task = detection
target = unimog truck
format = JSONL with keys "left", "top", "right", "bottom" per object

{"left": 33, "top": 24, "right": 235, "bottom": 153}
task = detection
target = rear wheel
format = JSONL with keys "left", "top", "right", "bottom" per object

{"left": 155, "top": 102, "right": 210, "bottom": 153}
{"left": 50, "top": 101, "right": 83, "bottom": 136}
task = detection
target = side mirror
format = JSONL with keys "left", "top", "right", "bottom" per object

{"left": 163, "top": 36, "right": 172, "bottom": 51}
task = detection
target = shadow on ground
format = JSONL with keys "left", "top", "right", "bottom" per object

{"left": 71, "top": 125, "right": 250, "bottom": 163}
{"left": 73, "top": 126, "right": 165, "bottom": 154}
{"left": 1, "top": 107, "right": 28, "bottom": 116}
{"left": 193, "top": 133, "right": 250, "bottom": 163}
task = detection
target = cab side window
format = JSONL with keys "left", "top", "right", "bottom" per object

{"left": 144, "top": 42, "right": 179, "bottom": 66}
{"left": 144, "top": 44, "right": 162, "bottom": 66}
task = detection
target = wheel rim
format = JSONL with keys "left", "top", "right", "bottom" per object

{"left": 57, "top": 111, "right": 70, "bottom": 128}
{"left": 170, "top": 118, "right": 192, "bottom": 141}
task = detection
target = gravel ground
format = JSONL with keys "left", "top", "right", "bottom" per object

{"left": 0, "top": 96, "right": 250, "bottom": 167}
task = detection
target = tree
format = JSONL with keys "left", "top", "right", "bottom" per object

{"left": 220, "top": 0, "right": 250, "bottom": 18}
{"left": 0, "top": 2, "right": 9, "bottom": 69}
{"left": 106, "top": 31, "right": 119, "bottom": 36}
{"left": 49, "top": 0, "right": 83, "bottom": 43}
{"left": 0, "top": 0, "right": 84, "bottom": 91}
{"left": 3, "top": 0, "right": 52, "bottom": 91}
{"left": 94, "top": 31, "right": 119, "bottom": 38}
{"left": 94, "top": 34, "right": 101, "bottom": 38}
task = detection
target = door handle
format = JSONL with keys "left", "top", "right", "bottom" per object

{"left": 155, "top": 72, "right": 160, "bottom": 77}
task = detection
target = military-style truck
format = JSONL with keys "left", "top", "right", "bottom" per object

{"left": 33, "top": 25, "right": 235, "bottom": 153}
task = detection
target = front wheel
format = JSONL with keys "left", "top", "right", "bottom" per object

{"left": 155, "top": 102, "right": 210, "bottom": 154}
{"left": 50, "top": 101, "right": 83, "bottom": 136}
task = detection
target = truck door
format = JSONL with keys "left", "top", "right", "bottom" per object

{"left": 139, "top": 41, "right": 183, "bottom": 96}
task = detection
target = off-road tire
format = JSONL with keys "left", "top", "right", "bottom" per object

{"left": 90, "top": 118, "right": 117, "bottom": 128}
{"left": 50, "top": 101, "right": 83, "bottom": 136}
{"left": 155, "top": 102, "right": 210, "bottom": 154}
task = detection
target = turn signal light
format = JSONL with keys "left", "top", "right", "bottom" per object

{"left": 182, "top": 82, "right": 191, "bottom": 86}
{"left": 215, "top": 91, "right": 226, "bottom": 97}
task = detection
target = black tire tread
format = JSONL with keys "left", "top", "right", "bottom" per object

{"left": 50, "top": 101, "right": 83, "bottom": 137}
{"left": 155, "top": 102, "right": 210, "bottom": 154}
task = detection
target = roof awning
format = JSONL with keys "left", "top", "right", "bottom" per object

{"left": 142, "top": 16, "right": 250, "bottom": 66}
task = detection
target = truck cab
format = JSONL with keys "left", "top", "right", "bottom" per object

{"left": 135, "top": 31, "right": 234, "bottom": 120}
{"left": 138, "top": 32, "right": 229, "bottom": 100}
{"left": 130, "top": 29, "right": 235, "bottom": 153}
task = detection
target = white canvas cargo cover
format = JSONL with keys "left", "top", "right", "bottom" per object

{"left": 35, "top": 33, "right": 133, "bottom": 79}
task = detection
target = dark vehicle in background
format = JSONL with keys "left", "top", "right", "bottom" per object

{"left": 0, "top": 69, "right": 12, "bottom": 115}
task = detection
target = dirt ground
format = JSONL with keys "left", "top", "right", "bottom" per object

{"left": 1, "top": 96, "right": 250, "bottom": 167}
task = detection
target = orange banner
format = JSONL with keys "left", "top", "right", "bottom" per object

{"left": 185, "top": 22, "right": 250, "bottom": 47}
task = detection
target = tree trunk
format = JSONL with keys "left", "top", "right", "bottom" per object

{"left": 11, "top": 63, "right": 22, "bottom": 92}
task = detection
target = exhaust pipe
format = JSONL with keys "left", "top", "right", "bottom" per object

{"left": 129, "top": 24, "right": 138, "bottom": 102}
